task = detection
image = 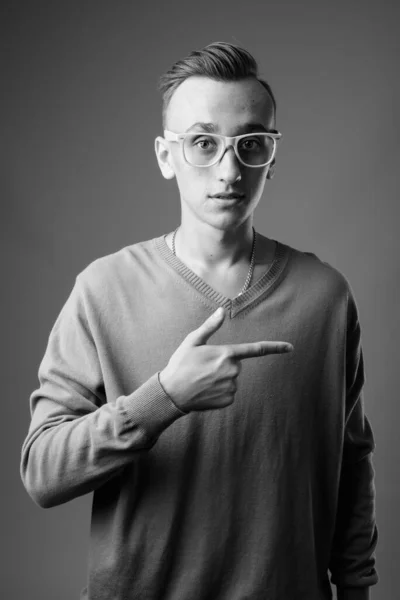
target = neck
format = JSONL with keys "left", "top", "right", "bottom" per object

{"left": 174, "top": 220, "right": 255, "bottom": 271}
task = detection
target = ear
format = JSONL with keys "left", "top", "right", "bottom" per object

{"left": 154, "top": 136, "right": 176, "bottom": 180}
{"left": 266, "top": 159, "right": 275, "bottom": 180}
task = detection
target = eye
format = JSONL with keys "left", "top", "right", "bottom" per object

{"left": 239, "top": 137, "right": 261, "bottom": 150}
{"left": 194, "top": 136, "right": 217, "bottom": 149}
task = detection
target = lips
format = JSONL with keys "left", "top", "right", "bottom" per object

{"left": 210, "top": 193, "right": 245, "bottom": 200}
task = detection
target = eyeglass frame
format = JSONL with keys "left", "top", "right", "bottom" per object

{"left": 163, "top": 129, "right": 282, "bottom": 168}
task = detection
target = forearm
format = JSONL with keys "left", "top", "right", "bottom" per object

{"left": 20, "top": 372, "right": 186, "bottom": 508}
{"left": 329, "top": 447, "right": 378, "bottom": 590}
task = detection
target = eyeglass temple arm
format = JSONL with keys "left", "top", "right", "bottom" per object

{"left": 164, "top": 130, "right": 180, "bottom": 141}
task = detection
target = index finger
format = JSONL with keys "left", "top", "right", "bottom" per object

{"left": 228, "top": 341, "right": 293, "bottom": 360}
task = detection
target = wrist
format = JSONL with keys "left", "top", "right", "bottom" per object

{"left": 159, "top": 369, "right": 189, "bottom": 414}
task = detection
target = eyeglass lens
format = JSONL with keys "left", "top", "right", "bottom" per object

{"left": 183, "top": 133, "right": 274, "bottom": 167}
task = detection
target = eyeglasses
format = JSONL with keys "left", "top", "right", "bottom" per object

{"left": 164, "top": 129, "right": 282, "bottom": 168}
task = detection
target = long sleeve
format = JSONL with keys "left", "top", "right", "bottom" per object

{"left": 20, "top": 276, "right": 186, "bottom": 509}
{"left": 329, "top": 287, "right": 378, "bottom": 599}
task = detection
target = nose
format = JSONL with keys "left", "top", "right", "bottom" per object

{"left": 217, "top": 145, "right": 242, "bottom": 183}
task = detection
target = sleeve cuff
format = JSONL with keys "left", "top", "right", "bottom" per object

{"left": 337, "top": 587, "right": 371, "bottom": 600}
{"left": 116, "top": 371, "right": 187, "bottom": 440}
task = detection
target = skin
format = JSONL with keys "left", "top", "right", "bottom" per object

{"left": 154, "top": 76, "right": 278, "bottom": 298}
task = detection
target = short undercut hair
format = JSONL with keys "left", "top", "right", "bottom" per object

{"left": 158, "top": 41, "right": 277, "bottom": 129}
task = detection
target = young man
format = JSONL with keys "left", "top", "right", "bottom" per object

{"left": 21, "top": 42, "right": 378, "bottom": 600}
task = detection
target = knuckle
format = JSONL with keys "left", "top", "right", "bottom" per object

{"left": 231, "top": 365, "right": 240, "bottom": 378}
{"left": 184, "top": 331, "right": 195, "bottom": 343}
{"left": 255, "top": 343, "right": 265, "bottom": 357}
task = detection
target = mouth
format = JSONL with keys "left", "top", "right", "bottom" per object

{"left": 209, "top": 193, "right": 245, "bottom": 201}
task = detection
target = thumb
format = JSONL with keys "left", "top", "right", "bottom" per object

{"left": 187, "top": 307, "right": 225, "bottom": 346}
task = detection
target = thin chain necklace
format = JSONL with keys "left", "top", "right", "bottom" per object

{"left": 171, "top": 226, "right": 257, "bottom": 296}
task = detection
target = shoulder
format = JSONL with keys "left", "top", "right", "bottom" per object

{"left": 279, "top": 239, "right": 354, "bottom": 305}
{"left": 74, "top": 237, "right": 158, "bottom": 301}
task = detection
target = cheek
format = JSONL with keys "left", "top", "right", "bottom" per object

{"left": 241, "top": 168, "right": 267, "bottom": 197}
{"left": 175, "top": 165, "right": 210, "bottom": 197}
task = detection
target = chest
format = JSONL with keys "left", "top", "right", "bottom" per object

{"left": 165, "top": 234, "right": 276, "bottom": 301}
{"left": 198, "top": 263, "right": 270, "bottom": 300}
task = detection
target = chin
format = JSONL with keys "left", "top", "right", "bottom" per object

{"left": 204, "top": 211, "right": 252, "bottom": 230}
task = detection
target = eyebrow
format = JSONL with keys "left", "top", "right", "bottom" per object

{"left": 185, "top": 122, "right": 270, "bottom": 134}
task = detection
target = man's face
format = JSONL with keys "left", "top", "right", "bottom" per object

{"left": 155, "top": 76, "right": 276, "bottom": 231}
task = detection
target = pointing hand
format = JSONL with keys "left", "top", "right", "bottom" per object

{"left": 159, "top": 307, "right": 293, "bottom": 412}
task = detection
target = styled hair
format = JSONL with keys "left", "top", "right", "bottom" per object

{"left": 158, "top": 41, "right": 277, "bottom": 129}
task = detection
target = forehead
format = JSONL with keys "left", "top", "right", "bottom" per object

{"left": 166, "top": 76, "right": 274, "bottom": 132}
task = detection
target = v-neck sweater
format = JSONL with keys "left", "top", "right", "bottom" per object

{"left": 156, "top": 234, "right": 289, "bottom": 317}
{"left": 21, "top": 233, "right": 378, "bottom": 600}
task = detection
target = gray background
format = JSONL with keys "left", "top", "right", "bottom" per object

{"left": 1, "top": 0, "right": 398, "bottom": 598}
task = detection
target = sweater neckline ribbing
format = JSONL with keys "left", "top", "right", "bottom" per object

{"left": 153, "top": 232, "right": 291, "bottom": 318}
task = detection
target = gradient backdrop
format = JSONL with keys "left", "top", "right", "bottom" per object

{"left": 1, "top": 1, "right": 399, "bottom": 598}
